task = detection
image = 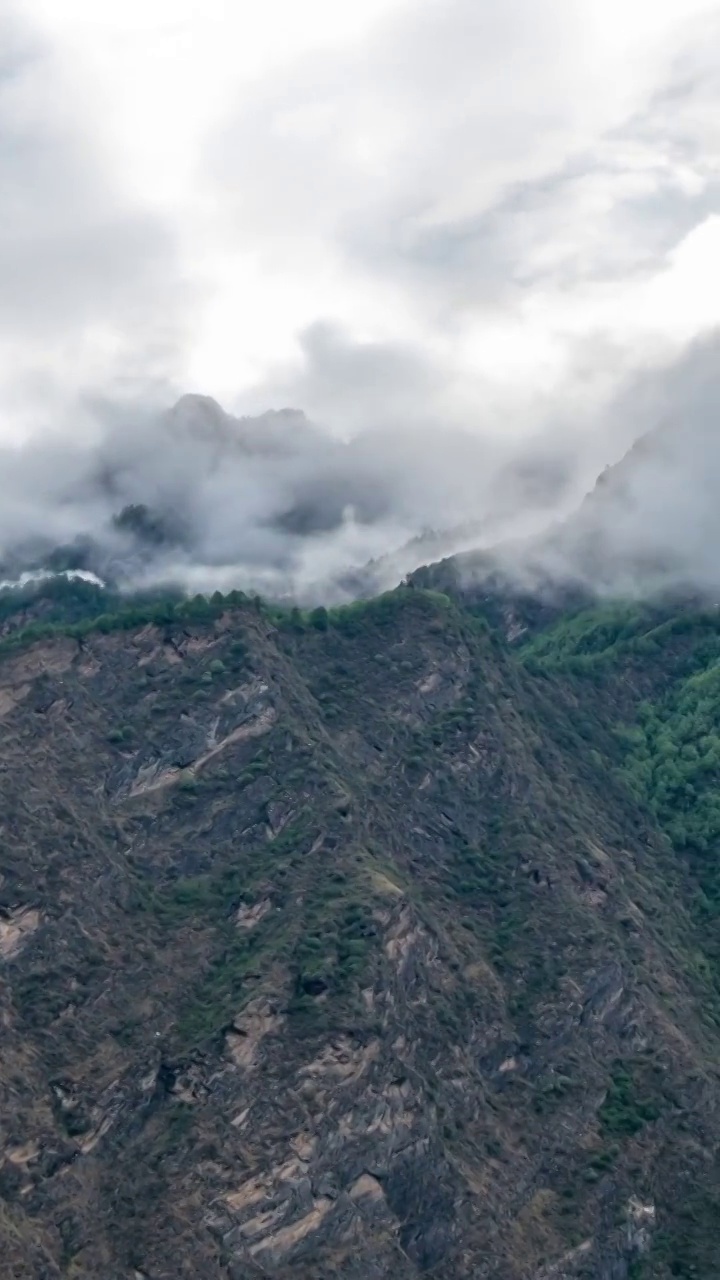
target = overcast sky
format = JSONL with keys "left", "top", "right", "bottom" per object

{"left": 0, "top": 0, "right": 718, "bottom": 455}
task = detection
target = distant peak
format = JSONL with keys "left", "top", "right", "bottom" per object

{"left": 164, "top": 397, "right": 314, "bottom": 450}
{"left": 161, "top": 394, "right": 237, "bottom": 452}
{"left": 165, "top": 394, "right": 227, "bottom": 430}
{"left": 170, "top": 393, "right": 225, "bottom": 413}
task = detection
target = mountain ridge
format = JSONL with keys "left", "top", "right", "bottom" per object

{"left": 0, "top": 582, "right": 719, "bottom": 1277}
{"left": 2, "top": 388, "right": 710, "bottom": 609}
{"left": 1, "top": 403, "right": 720, "bottom": 1276}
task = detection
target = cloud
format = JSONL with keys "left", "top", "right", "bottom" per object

{"left": 0, "top": 328, "right": 718, "bottom": 608}
{"left": 4, "top": 0, "right": 718, "bottom": 428}
{"left": 200, "top": 0, "right": 720, "bottom": 419}
{"left": 0, "top": 3, "right": 193, "bottom": 437}
{"left": 453, "top": 330, "right": 720, "bottom": 600}
{"left": 0, "top": 0, "right": 718, "bottom": 605}
{"left": 0, "top": 385, "right": 581, "bottom": 603}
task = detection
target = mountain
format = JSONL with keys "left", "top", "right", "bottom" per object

{"left": 161, "top": 395, "right": 323, "bottom": 458}
{"left": 1, "top": 576, "right": 720, "bottom": 1279}
{"left": 534, "top": 415, "right": 720, "bottom": 596}
{"left": 1, "top": 385, "right": 714, "bottom": 606}
{"left": 0, "top": 394, "right": 577, "bottom": 602}
{"left": 3, "top": 412, "right": 720, "bottom": 1276}
{"left": 407, "top": 403, "right": 720, "bottom": 614}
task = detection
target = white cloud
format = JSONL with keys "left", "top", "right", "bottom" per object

{"left": 0, "top": 0, "right": 717, "bottom": 484}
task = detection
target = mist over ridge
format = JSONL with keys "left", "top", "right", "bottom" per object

{"left": 0, "top": 330, "right": 718, "bottom": 607}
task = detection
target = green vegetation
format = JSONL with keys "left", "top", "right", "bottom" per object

{"left": 0, "top": 573, "right": 112, "bottom": 629}
{"left": 622, "top": 665, "right": 720, "bottom": 873}
{"left": 519, "top": 599, "right": 720, "bottom": 680}
{"left": 0, "top": 583, "right": 229, "bottom": 653}
{"left": 514, "top": 597, "right": 720, "bottom": 973}
{"left": 598, "top": 1062, "right": 661, "bottom": 1138}
{"left": 0, "top": 575, "right": 453, "bottom": 658}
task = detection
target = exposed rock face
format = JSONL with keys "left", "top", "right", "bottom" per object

{"left": 0, "top": 589, "right": 718, "bottom": 1278}
{"left": 0, "top": 907, "right": 41, "bottom": 959}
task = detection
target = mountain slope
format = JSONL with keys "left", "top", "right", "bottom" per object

{"left": 0, "top": 587, "right": 719, "bottom": 1279}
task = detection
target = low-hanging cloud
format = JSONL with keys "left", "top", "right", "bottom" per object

{"left": 0, "top": 1, "right": 719, "bottom": 607}
{"left": 0, "top": 331, "right": 718, "bottom": 607}
{"left": 0, "top": 388, "right": 580, "bottom": 602}
{"left": 451, "top": 331, "right": 720, "bottom": 602}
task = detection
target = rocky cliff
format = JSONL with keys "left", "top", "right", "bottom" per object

{"left": 0, "top": 586, "right": 718, "bottom": 1278}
